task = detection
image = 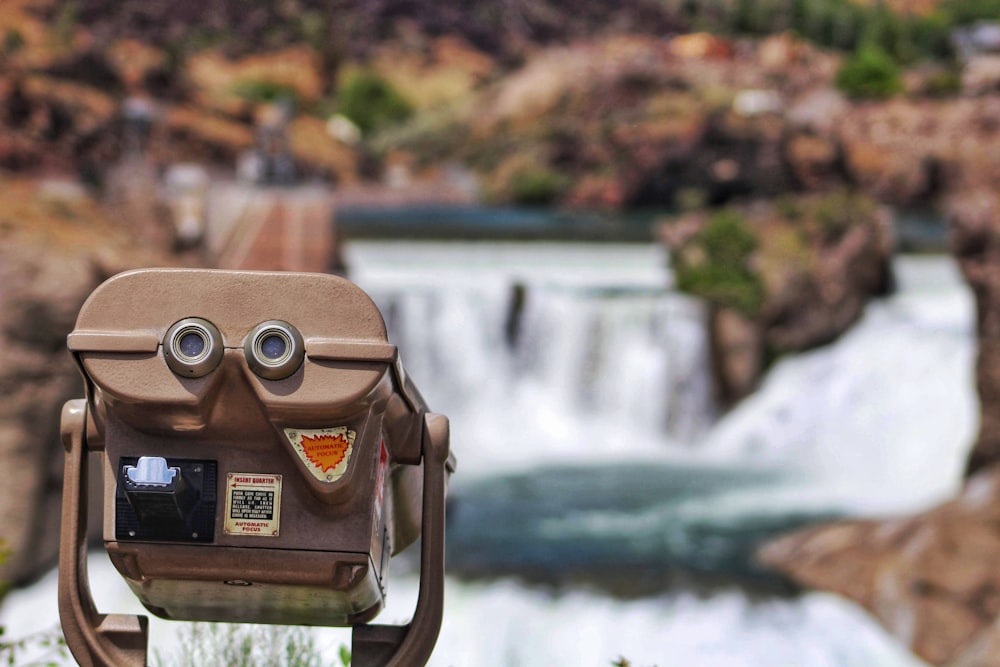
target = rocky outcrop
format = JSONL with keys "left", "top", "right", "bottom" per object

{"left": 0, "top": 179, "right": 169, "bottom": 586}
{"left": 759, "top": 468, "right": 1000, "bottom": 666}
{"left": 949, "top": 190, "right": 1000, "bottom": 478}
{"left": 661, "top": 192, "right": 895, "bottom": 405}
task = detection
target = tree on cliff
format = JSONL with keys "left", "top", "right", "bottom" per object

{"left": 835, "top": 45, "right": 904, "bottom": 99}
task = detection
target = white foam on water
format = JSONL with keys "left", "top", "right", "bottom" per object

{"left": 0, "top": 551, "right": 927, "bottom": 667}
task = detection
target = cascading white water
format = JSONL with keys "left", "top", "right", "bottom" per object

{"left": 699, "top": 255, "right": 976, "bottom": 516}
{"left": 349, "top": 242, "right": 975, "bottom": 515}
{"left": 348, "top": 241, "right": 717, "bottom": 473}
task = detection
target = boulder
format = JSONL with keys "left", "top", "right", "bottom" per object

{"left": 759, "top": 468, "right": 1000, "bottom": 666}
{"left": 708, "top": 305, "right": 764, "bottom": 406}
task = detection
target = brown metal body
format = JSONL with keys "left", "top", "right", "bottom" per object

{"left": 57, "top": 269, "right": 453, "bottom": 666}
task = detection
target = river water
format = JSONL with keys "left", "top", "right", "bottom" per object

{"left": 0, "top": 243, "right": 975, "bottom": 666}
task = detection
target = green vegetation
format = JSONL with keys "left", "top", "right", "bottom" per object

{"left": 737, "top": 0, "right": 1000, "bottom": 64}
{"left": 812, "top": 190, "right": 881, "bottom": 243}
{"left": 0, "top": 541, "right": 72, "bottom": 666}
{"left": 336, "top": 71, "right": 414, "bottom": 136}
{"left": 835, "top": 45, "right": 904, "bottom": 99}
{"left": 940, "top": 0, "right": 1000, "bottom": 25}
{"left": 674, "top": 208, "right": 765, "bottom": 317}
{"left": 3, "top": 28, "right": 25, "bottom": 55}
{"left": 780, "top": 189, "right": 880, "bottom": 243}
{"left": 508, "top": 166, "right": 569, "bottom": 205}
{"left": 0, "top": 626, "right": 69, "bottom": 666}
{"left": 157, "top": 623, "right": 350, "bottom": 667}
{"left": 685, "top": 0, "right": 1000, "bottom": 74}
{"left": 231, "top": 80, "right": 302, "bottom": 106}
{"left": 52, "top": 1, "right": 80, "bottom": 48}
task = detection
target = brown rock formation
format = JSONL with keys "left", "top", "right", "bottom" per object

{"left": 662, "top": 192, "right": 895, "bottom": 404}
{"left": 707, "top": 306, "right": 764, "bottom": 406}
{"left": 948, "top": 190, "right": 1000, "bottom": 478}
{"left": 0, "top": 179, "right": 169, "bottom": 586}
{"left": 759, "top": 469, "right": 1000, "bottom": 666}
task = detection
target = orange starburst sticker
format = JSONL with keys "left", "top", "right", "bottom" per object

{"left": 301, "top": 433, "right": 351, "bottom": 471}
{"left": 284, "top": 427, "right": 356, "bottom": 482}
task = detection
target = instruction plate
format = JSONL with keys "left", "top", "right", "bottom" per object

{"left": 224, "top": 473, "right": 282, "bottom": 537}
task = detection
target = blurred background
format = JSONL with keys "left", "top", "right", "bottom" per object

{"left": 4, "top": 0, "right": 1000, "bottom": 664}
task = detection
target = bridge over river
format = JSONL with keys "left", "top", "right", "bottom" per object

{"left": 203, "top": 182, "right": 343, "bottom": 273}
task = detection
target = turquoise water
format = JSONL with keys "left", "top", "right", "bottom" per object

{"left": 336, "top": 203, "right": 950, "bottom": 249}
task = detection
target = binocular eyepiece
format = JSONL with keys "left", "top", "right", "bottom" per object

{"left": 57, "top": 268, "right": 454, "bottom": 667}
{"left": 163, "top": 317, "right": 307, "bottom": 380}
{"left": 163, "top": 317, "right": 224, "bottom": 377}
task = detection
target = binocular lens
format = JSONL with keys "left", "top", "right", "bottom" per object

{"left": 259, "top": 333, "right": 288, "bottom": 361}
{"left": 178, "top": 332, "right": 207, "bottom": 359}
{"left": 245, "top": 321, "right": 304, "bottom": 380}
{"left": 163, "top": 318, "right": 224, "bottom": 377}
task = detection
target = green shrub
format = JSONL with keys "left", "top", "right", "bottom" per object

{"left": 911, "top": 12, "right": 955, "bottom": 61}
{"left": 231, "top": 80, "right": 302, "bottom": 106}
{"left": 508, "top": 167, "right": 569, "bottom": 205}
{"left": 777, "top": 190, "right": 880, "bottom": 245}
{"left": 336, "top": 71, "right": 413, "bottom": 136}
{"left": 835, "top": 46, "right": 903, "bottom": 99}
{"left": 939, "top": 0, "right": 1000, "bottom": 26}
{"left": 812, "top": 190, "right": 874, "bottom": 242}
{"left": 53, "top": 1, "right": 80, "bottom": 47}
{"left": 674, "top": 209, "right": 765, "bottom": 316}
{"left": 3, "top": 28, "right": 24, "bottom": 54}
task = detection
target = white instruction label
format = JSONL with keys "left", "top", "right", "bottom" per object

{"left": 224, "top": 473, "right": 282, "bottom": 537}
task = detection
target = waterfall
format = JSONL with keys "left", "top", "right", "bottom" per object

{"left": 349, "top": 244, "right": 976, "bottom": 516}
{"left": 701, "top": 255, "right": 977, "bottom": 515}
{"left": 348, "top": 241, "right": 717, "bottom": 473}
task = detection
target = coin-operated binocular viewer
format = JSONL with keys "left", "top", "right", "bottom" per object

{"left": 57, "top": 269, "right": 455, "bottom": 667}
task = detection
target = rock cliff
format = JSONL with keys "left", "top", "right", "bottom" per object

{"left": 949, "top": 191, "right": 1000, "bottom": 478}
{"left": 0, "top": 179, "right": 169, "bottom": 586}
{"left": 660, "top": 192, "right": 895, "bottom": 404}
